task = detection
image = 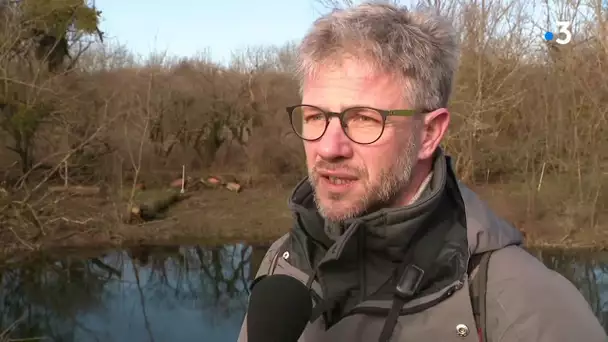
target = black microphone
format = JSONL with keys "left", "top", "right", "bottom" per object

{"left": 246, "top": 274, "right": 313, "bottom": 342}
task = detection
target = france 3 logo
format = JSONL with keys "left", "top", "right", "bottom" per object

{"left": 544, "top": 21, "right": 572, "bottom": 45}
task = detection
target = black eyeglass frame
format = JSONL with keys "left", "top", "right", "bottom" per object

{"left": 286, "top": 104, "right": 427, "bottom": 145}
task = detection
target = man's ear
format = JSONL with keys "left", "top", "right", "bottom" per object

{"left": 418, "top": 108, "right": 450, "bottom": 160}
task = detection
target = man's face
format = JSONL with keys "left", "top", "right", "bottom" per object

{"left": 301, "top": 60, "right": 422, "bottom": 223}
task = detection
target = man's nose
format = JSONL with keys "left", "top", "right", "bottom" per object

{"left": 317, "top": 118, "right": 353, "bottom": 160}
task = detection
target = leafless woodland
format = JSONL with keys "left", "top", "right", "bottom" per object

{"left": 0, "top": 0, "right": 606, "bottom": 252}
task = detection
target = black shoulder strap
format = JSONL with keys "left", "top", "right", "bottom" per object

{"left": 378, "top": 219, "right": 452, "bottom": 342}
{"left": 249, "top": 236, "right": 291, "bottom": 294}
{"left": 468, "top": 251, "right": 492, "bottom": 342}
{"left": 270, "top": 237, "right": 290, "bottom": 274}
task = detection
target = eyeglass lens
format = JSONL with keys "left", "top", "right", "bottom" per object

{"left": 290, "top": 105, "right": 385, "bottom": 144}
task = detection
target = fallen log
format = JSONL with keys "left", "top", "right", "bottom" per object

{"left": 127, "top": 189, "right": 189, "bottom": 223}
{"left": 48, "top": 185, "right": 101, "bottom": 196}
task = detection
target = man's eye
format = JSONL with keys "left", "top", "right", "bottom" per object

{"left": 346, "top": 110, "right": 382, "bottom": 123}
{"left": 304, "top": 113, "right": 325, "bottom": 122}
{"left": 352, "top": 115, "right": 376, "bottom": 122}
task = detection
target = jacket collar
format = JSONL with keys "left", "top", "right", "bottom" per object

{"left": 288, "top": 149, "right": 449, "bottom": 262}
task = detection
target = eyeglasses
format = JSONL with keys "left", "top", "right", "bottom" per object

{"left": 286, "top": 104, "right": 419, "bottom": 145}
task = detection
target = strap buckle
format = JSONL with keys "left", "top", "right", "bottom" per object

{"left": 395, "top": 264, "right": 425, "bottom": 299}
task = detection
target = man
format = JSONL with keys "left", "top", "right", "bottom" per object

{"left": 239, "top": 2, "right": 606, "bottom": 341}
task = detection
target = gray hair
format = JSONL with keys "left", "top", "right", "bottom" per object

{"left": 296, "top": 1, "right": 459, "bottom": 110}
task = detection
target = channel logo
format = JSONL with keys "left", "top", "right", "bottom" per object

{"left": 544, "top": 21, "right": 572, "bottom": 45}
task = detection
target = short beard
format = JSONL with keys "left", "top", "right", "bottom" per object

{"left": 310, "top": 124, "right": 421, "bottom": 225}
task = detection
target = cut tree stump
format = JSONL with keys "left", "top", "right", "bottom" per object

{"left": 170, "top": 177, "right": 187, "bottom": 189}
{"left": 225, "top": 182, "right": 242, "bottom": 193}
{"left": 201, "top": 175, "right": 242, "bottom": 193}
{"left": 200, "top": 175, "right": 223, "bottom": 189}
{"left": 206, "top": 175, "right": 222, "bottom": 185}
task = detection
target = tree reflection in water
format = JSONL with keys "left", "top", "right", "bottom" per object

{"left": 0, "top": 246, "right": 604, "bottom": 342}
{"left": 0, "top": 244, "right": 268, "bottom": 342}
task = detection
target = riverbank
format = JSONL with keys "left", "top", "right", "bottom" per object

{"left": 0, "top": 180, "right": 606, "bottom": 262}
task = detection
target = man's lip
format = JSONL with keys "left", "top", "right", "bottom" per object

{"left": 316, "top": 170, "right": 358, "bottom": 180}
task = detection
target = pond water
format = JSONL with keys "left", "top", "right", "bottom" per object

{"left": 0, "top": 244, "right": 605, "bottom": 341}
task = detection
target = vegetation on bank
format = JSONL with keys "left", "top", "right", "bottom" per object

{"left": 0, "top": 0, "right": 606, "bottom": 259}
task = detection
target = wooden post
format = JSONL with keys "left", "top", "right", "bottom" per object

{"left": 180, "top": 165, "right": 185, "bottom": 194}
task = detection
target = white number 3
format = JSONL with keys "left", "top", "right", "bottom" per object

{"left": 556, "top": 21, "right": 572, "bottom": 45}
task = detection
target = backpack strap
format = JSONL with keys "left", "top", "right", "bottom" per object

{"left": 267, "top": 237, "right": 290, "bottom": 276}
{"left": 248, "top": 237, "right": 290, "bottom": 293}
{"left": 468, "top": 251, "right": 492, "bottom": 342}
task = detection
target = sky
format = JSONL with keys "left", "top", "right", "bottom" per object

{"left": 95, "top": 0, "right": 325, "bottom": 65}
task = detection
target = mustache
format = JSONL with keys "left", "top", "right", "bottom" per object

{"left": 312, "top": 160, "right": 365, "bottom": 176}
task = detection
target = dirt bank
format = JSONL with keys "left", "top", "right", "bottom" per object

{"left": 0, "top": 181, "right": 606, "bottom": 262}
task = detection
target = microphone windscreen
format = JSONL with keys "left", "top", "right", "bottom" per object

{"left": 246, "top": 274, "right": 313, "bottom": 342}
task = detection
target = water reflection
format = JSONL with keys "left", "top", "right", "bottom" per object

{"left": 0, "top": 244, "right": 267, "bottom": 342}
{"left": 0, "top": 245, "right": 604, "bottom": 342}
{"left": 532, "top": 248, "right": 608, "bottom": 331}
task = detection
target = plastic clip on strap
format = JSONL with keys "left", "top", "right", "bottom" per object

{"left": 378, "top": 264, "right": 425, "bottom": 342}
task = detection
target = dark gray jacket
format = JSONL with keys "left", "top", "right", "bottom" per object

{"left": 239, "top": 152, "right": 606, "bottom": 341}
